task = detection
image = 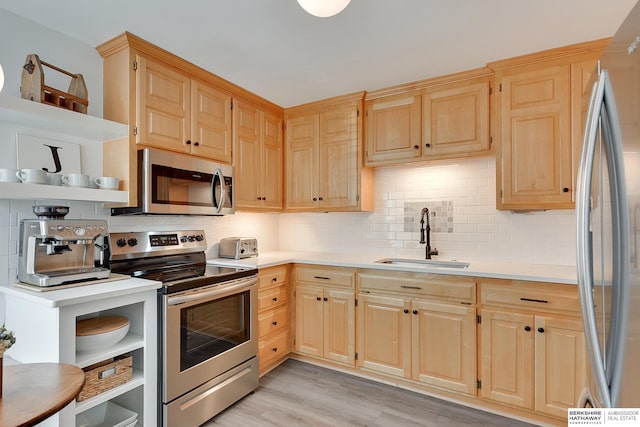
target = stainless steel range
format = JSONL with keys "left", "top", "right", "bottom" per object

{"left": 108, "top": 230, "right": 259, "bottom": 427}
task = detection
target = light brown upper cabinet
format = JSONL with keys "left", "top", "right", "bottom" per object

{"left": 285, "top": 92, "right": 373, "bottom": 212}
{"left": 136, "top": 55, "right": 233, "bottom": 162}
{"left": 233, "top": 99, "right": 284, "bottom": 211}
{"left": 423, "top": 75, "right": 491, "bottom": 158}
{"left": 365, "top": 68, "right": 493, "bottom": 166}
{"left": 97, "top": 32, "right": 282, "bottom": 205}
{"left": 489, "top": 39, "right": 608, "bottom": 210}
{"left": 365, "top": 91, "right": 423, "bottom": 164}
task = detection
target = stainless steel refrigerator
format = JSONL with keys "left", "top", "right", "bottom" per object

{"left": 577, "top": 0, "right": 640, "bottom": 408}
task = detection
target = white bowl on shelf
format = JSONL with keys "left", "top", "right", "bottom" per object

{"left": 76, "top": 401, "right": 137, "bottom": 427}
{"left": 76, "top": 315, "right": 130, "bottom": 354}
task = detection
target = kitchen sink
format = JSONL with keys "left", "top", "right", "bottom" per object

{"left": 375, "top": 258, "right": 470, "bottom": 269}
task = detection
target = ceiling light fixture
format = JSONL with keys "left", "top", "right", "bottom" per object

{"left": 297, "top": 0, "right": 351, "bottom": 18}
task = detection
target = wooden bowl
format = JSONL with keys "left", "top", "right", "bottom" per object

{"left": 76, "top": 315, "right": 129, "bottom": 354}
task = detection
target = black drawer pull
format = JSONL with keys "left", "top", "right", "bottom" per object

{"left": 316, "top": 296, "right": 321, "bottom": 301}
{"left": 401, "top": 285, "right": 422, "bottom": 290}
{"left": 272, "top": 321, "right": 278, "bottom": 326}
{"left": 520, "top": 297, "right": 548, "bottom": 304}
{"left": 403, "top": 309, "right": 409, "bottom": 314}
{"left": 314, "top": 276, "right": 331, "bottom": 280}
{"left": 272, "top": 297, "right": 278, "bottom": 302}
{"left": 272, "top": 277, "right": 277, "bottom": 282}
{"left": 272, "top": 347, "right": 278, "bottom": 352}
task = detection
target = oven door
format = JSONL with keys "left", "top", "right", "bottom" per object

{"left": 163, "top": 276, "right": 257, "bottom": 402}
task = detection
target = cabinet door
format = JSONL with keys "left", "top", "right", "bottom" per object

{"left": 261, "top": 110, "right": 284, "bottom": 210}
{"left": 412, "top": 300, "right": 477, "bottom": 396}
{"left": 480, "top": 309, "right": 534, "bottom": 409}
{"left": 365, "top": 93, "right": 422, "bottom": 164}
{"left": 534, "top": 316, "right": 588, "bottom": 418}
{"left": 136, "top": 55, "right": 190, "bottom": 152}
{"left": 324, "top": 289, "right": 355, "bottom": 365}
{"left": 357, "top": 293, "right": 411, "bottom": 379}
{"left": 318, "top": 105, "right": 359, "bottom": 209}
{"left": 295, "top": 285, "right": 324, "bottom": 357}
{"left": 498, "top": 64, "right": 572, "bottom": 209}
{"left": 191, "top": 81, "right": 232, "bottom": 162}
{"left": 286, "top": 114, "right": 318, "bottom": 210}
{"left": 423, "top": 79, "right": 490, "bottom": 158}
{"left": 233, "top": 101, "right": 261, "bottom": 208}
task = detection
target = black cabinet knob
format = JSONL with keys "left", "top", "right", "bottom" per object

{"left": 413, "top": 145, "right": 419, "bottom": 149}
{"left": 538, "top": 327, "right": 545, "bottom": 333}
{"left": 524, "top": 326, "right": 531, "bottom": 332}
{"left": 318, "top": 197, "right": 323, "bottom": 201}
{"left": 272, "top": 297, "right": 278, "bottom": 302}
{"left": 272, "top": 321, "right": 278, "bottom": 326}
{"left": 316, "top": 296, "right": 321, "bottom": 301}
{"left": 562, "top": 187, "right": 569, "bottom": 193}
{"left": 412, "top": 309, "right": 418, "bottom": 315}
{"left": 313, "top": 197, "right": 318, "bottom": 201}
{"left": 194, "top": 141, "right": 200, "bottom": 147}
{"left": 403, "top": 309, "right": 409, "bottom": 314}
{"left": 185, "top": 140, "right": 191, "bottom": 145}
{"left": 272, "top": 277, "right": 277, "bottom": 282}
{"left": 323, "top": 297, "right": 328, "bottom": 302}
{"left": 272, "top": 347, "right": 278, "bottom": 352}
{"left": 425, "top": 143, "right": 431, "bottom": 148}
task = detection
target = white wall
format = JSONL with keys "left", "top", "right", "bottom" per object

{"left": 279, "top": 157, "right": 577, "bottom": 266}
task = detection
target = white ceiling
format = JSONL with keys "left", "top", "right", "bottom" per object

{"left": 2, "top": 0, "right": 637, "bottom": 107}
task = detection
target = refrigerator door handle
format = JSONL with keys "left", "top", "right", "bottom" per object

{"left": 576, "top": 70, "right": 612, "bottom": 408}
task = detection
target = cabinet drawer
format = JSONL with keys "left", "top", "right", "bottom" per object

{"left": 259, "top": 330, "right": 289, "bottom": 368}
{"left": 480, "top": 280, "right": 580, "bottom": 315}
{"left": 258, "top": 265, "right": 289, "bottom": 290}
{"left": 258, "top": 304, "right": 288, "bottom": 337}
{"left": 258, "top": 284, "right": 288, "bottom": 312}
{"left": 358, "top": 271, "right": 475, "bottom": 304}
{"left": 295, "top": 265, "right": 355, "bottom": 288}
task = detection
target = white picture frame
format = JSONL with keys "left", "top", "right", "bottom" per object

{"left": 16, "top": 134, "right": 82, "bottom": 174}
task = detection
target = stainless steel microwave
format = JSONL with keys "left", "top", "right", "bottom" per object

{"left": 111, "top": 148, "right": 234, "bottom": 216}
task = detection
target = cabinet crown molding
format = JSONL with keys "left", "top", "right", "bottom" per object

{"left": 488, "top": 38, "right": 610, "bottom": 71}
{"left": 96, "top": 31, "right": 283, "bottom": 114}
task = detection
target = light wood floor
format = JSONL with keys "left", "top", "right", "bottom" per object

{"left": 205, "top": 359, "right": 536, "bottom": 427}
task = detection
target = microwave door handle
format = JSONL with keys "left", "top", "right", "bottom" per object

{"left": 211, "top": 168, "right": 224, "bottom": 214}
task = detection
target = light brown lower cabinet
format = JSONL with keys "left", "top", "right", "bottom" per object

{"left": 285, "top": 266, "right": 585, "bottom": 425}
{"left": 295, "top": 285, "right": 355, "bottom": 366}
{"left": 294, "top": 265, "right": 356, "bottom": 366}
{"left": 479, "top": 280, "right": 588, "bottom": 420}
{"left": 357, "top": 293, "right": 477, "bottom": 396}
{"left": 257, "top": 266, "right": 290, "bottom": 375}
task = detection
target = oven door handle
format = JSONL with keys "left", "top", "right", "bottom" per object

{"left": 167, "top": 277, "right": 257, "bottom": 306}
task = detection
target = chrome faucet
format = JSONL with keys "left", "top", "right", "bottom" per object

{"left": 419, "top": 207, "right": 438, "bottom": 259}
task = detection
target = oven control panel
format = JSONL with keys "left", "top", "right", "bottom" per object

{"left": 109, "top": 230, "right": 207, "bottom": 259}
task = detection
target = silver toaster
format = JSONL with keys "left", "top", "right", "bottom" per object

{"left": 219, "top": 237, "right": 258, "bottom": 259}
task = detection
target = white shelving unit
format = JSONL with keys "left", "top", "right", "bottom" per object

{"left": 0, "top": 279, "right": 160, "bottom": 427}
{"left": 0, "top": 93, "right": 127, "bottom": 141}
{"left": 0, "top": 93, "right": 130, "bottom": 204}
{"left": 0, "top": 182, "right": 129, "bottom": 203}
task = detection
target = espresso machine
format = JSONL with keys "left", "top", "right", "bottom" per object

{"left": 17, "top": 206, "right": 111, "bottom": 287}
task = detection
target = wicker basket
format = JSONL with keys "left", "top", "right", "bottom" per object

{"left": 77, "top": 354, "right": 132, "bottom": 401}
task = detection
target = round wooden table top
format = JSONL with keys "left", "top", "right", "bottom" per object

{"left": 0, "top": 362, "right": 85, "bottom": 427}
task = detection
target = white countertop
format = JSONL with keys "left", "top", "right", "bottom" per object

{"left": 207, "top": 251, "right": 578, "bottom": 285}
{"left": 0, "top": 277, "right": 162, "bottom": 307}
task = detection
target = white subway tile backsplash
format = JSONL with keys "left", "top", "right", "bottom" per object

{"left": 279, "top": 157, "right": 578, "bottom": 266}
